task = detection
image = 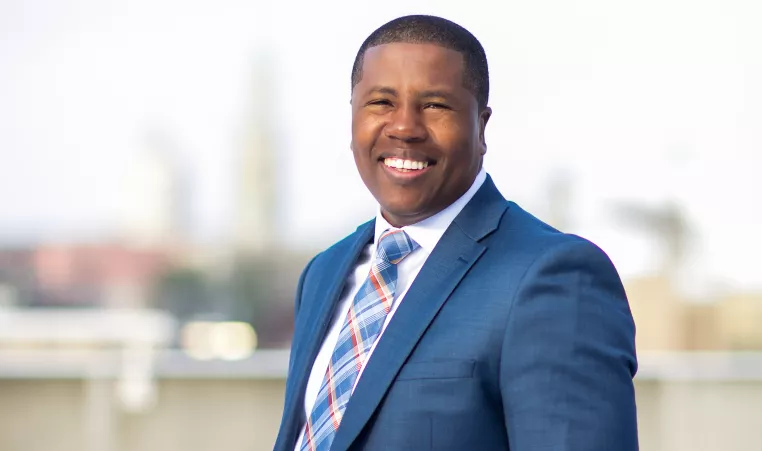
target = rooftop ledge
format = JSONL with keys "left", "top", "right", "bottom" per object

{"left": 1, "top": 349, "right": 762, "bottom": 382}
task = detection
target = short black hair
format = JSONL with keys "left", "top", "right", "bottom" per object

{"left": 351, "top": 15, "right": 490, "bottom": 109}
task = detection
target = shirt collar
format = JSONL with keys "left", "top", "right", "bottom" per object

{"left": 374, "top": 167, "right": 487, "bottom": 253}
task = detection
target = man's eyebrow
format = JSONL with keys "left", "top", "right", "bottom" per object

{"left": 364, "top": 86, "right": 398, "bottom": 96}
{"left": 418, "top": 90, "right": 453, "bottom": 99}
{"left": 361, "top": 87, "right": 455, "bottom": 100}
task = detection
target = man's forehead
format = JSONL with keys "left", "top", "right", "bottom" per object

{"left": 363, "top": 42, "right": 464, "bottom": 64}
{"left": 359, "top": 43, "right": 465, "bottom": 80}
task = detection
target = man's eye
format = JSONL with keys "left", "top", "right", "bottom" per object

{"left": 368, "top": 99, "right": 392, "bottom": 106}
{"left": 425, "top": 103, "right": 449, "bottom": 110}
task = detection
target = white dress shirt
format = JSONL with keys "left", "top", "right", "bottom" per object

{"left": 294, "top": 168, "right": 486, "bottom": 450}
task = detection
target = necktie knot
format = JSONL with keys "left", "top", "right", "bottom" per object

{"left": 376, "top": 229, "right": 419, "bottom": 265}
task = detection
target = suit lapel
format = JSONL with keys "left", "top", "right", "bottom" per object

{"left": 330, "top": 176, "right": 509, "bottom": 451}
{"left": 279, "top": 221, "right": 375, "bottom": 450}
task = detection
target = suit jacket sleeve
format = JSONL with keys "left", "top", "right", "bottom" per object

{"left": 500, "top": 238, "right": 639, "bottom": 450}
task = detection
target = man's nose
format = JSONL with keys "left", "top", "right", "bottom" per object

{"left": 385, "top": 104, "right": 428, "bottom": 142}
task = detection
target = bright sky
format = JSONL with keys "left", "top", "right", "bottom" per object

{"left": 1, "top": 0, "right": 760, "bottom": 291}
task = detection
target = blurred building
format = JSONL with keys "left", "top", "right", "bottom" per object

{"left": 0, "top": 55, "right": 310, "bottom": 346}
{"left": 0, "top": 244, "right": 175, "bottom": 308}
{"left": 605, "top": 195, "right": 762, "bottom": 352}
{"left": 626, "top": 276, "right": 762, "bottom": 351}
{"left": 234, "top": 55, "right": 279, "bottom": 255}
{"left": 221, "top": 54, "right": 313, "bottom": 346}
{"left": 119, "top": 130, "right": 192, "bottom": 248}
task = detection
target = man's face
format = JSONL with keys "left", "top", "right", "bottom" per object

{"left": 351, "top": 42, "right": 491, "bottom": 227}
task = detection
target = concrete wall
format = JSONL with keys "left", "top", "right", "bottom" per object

{"left": 2, "top": 376, "right": 762, "bottom": 451}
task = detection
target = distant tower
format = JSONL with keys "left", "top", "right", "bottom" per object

{"left": 120, "top": 130, "right": 189, "bottom": 247}
{"left": 234, "top": 54, "right": 279, "bottom": 255}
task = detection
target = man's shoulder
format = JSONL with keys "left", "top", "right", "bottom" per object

{"left": 497, "top": 200, "right": 566, "bottom": 246}
{"left": 495, "top": 201, "right": 615, "bottom": 269}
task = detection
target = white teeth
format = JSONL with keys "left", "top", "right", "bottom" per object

{"left": 383, "top": 158, "right": 429, "bottom": 170}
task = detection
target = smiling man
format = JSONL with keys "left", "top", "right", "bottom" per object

{"left": 274, "top": 15, "right": 639, "bottom": 451}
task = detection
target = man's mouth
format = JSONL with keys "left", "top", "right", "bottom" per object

{"left": 382, "top": 157, "right": 430, "bottom": 172}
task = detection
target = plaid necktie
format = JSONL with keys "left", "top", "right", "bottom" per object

{"left": 298, "top": 229, "right": 419, "bottom": 451}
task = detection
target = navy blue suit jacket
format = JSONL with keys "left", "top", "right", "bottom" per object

{"left": 274, "top": 176, "right": 638, "bottom": 450}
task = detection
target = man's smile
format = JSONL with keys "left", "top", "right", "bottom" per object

{"left": 382, "top": 158, "right": 429, "bottom": 171}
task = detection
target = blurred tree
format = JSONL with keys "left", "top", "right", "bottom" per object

{"left": 228, "top": 255, "right": 280, "bottom": 347}
{"left": 610, "top": 200, "right": 689, "bottom": 274}
{"left": 152, "top": 267, "right": 211, "bottom": 322}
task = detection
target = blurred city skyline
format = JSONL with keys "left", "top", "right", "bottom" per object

{"left": 1, "top": 3, "right": 762, "bottom": 449}
{"left": 1, "top": 0, "right": 761, "bottom": 292}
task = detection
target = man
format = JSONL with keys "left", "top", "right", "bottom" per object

{"left": 274, "top": 14, "right": 638, "bottom": 451}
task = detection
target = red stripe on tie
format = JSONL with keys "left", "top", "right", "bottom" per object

{"left": 347, "top": 305, "right": 364, "bottom": 370}
{"left": 305, "top": 419, "right": 316, "bottom": 451}
{"left": 326, "top": 362, "right": 341, "bottom": 430}
{"left": 369, "top": 269, "right": 393, "bottom": 312}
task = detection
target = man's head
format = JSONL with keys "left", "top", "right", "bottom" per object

{"left": 350, "top": 15, "right": 492, "bottom": 227}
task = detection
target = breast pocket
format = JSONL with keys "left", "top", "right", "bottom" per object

{"left": 379, "top": 359, "right": 486, "bottom": 451}
{"left": 395, "top": 359, "right": 475, "bottom": 381}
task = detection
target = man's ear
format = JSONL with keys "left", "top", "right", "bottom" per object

{"left": 479, "top": 107, "right": 492, "bottom": 155}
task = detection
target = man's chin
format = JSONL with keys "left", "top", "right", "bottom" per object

{"left": 378, "top": 203, "right": 434, "bottom": 228}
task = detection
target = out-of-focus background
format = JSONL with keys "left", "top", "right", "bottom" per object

{"left": 1, "top": 0, "right": 760, "bottom": 450}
